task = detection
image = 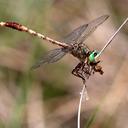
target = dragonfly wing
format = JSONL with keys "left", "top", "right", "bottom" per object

{"left": 77, "top": 15, "right": 109, "bottom": 44}
{"left": 63, "top": 15, "right": 109, "bottom": 44}
{"left": 32, "top": 15, "right": 109, "bottom": 69}
{"left": 31, "top": 48, "right": 67, "bottom": 69}
{"left": 63, "top": 24, "right": 88, "bottom": 44}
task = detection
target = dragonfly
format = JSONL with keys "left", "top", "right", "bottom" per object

{"left": 0, "top": 15, "right": 109, "bottom": 83}
{"left": 0, "top": 15, "right": 110, "bottom": 83}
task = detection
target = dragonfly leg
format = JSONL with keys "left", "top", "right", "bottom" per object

{"left": 72, "top": 62, "right": 86, "bottom": 82}
{"left": 82, "top": 65, "right": 92, "bottom": 79}
{"left": 90, "top": 61, "right": 104, "bottom": 75}
{"left": 94, "top": 65, "right": 104, "bottom": 75}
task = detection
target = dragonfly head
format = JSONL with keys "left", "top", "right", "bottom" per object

{"left": 89, "top": 50, "right": 99, "bottom": 63}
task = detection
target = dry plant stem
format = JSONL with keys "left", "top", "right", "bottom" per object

{"left": 76, "top": 17, "right": 127, "bottom": 128}
{"left": 0, "top": 22, "right": 69, "bottom": 48}
{"left": 77, "top": 84, "right": 88, "bottom": 128}
{"left": 95, "top": 17, "right": 128, "bottom": 59}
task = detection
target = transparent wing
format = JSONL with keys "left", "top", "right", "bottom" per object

{"left": 32, "top": 15, "right": 109, "bottom": 69}
{"left": 31, "top": 48, "right": 67, "bottom": 69}
{"left": 31, "top": 22, "right": 88, "bottom": 69}
{"left": 62, "top": 24, "right": 88, "bottom": 44}
{"left": 63, "top": 14, "right": 109, "bottom": 44}
{"left": 77, "top": 15, "right": 109, "bottom": 44}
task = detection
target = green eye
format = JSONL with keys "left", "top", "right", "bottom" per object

{"left": 89, "top": 50, "right": 99, "bottom": 62}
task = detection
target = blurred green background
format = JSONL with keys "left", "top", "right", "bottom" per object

{"left": 0, "top": 0, "right": 128, "bottom": 128}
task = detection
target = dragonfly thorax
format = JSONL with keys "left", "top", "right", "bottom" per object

{"left": 70, "top": 43, "right": 90, "bottom": 62}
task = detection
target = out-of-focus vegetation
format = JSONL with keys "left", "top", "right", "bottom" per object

{"left": 0, "top": 0, "right": 128, "bottom": 128}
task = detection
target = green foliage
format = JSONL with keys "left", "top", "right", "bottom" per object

{"left": 43, "top": 81, "right": 69, "bottom": 100}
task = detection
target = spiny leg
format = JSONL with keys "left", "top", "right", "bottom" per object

{"left": 89, "top": 61, "right": 104, "bottom": 75}
{"left": 83, "top": 65, "right": 91, "bottom": 78}
{"left": 72, "top": 62, "right": 86, "bottom": 83}
{"left": 94, "top": 65, "right": 104, "bottom": 75}
{"left": 0, "top": 22, "right": 69, "bottom": 48}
